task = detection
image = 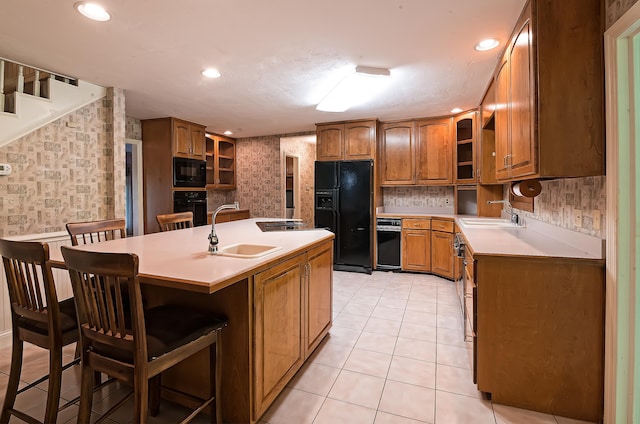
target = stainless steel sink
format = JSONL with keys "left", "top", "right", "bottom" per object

{"left": 458, "top": 218, "right": 521, "bottom": 229}
{"left": 215, "top": 243, "right": 282, "bottom": 258}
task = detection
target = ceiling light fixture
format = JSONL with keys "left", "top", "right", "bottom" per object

{"left": 475, "top": 38, "right": 500, "bottom": 51}
{"left": 223, "top": 130, "right": 233, "bottom": 135}
{"left": 74, "top": 2, "right": 111, "bottom": 21}
{"left": 202, "top": 68, "right": 221, "bottom": 78}
{"left": 316, "top": 66, "right": 391, "bottom": 112}
{"left": 451, "top": 107, "right": 463, "bottom": 114}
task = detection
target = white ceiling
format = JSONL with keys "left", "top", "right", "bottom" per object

{"left": 0, "top": 0, "right": 527, "bottom": 138}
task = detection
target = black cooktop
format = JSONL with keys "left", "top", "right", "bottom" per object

{"left": 255, "top": 220, "right": 316, "bottom": 232}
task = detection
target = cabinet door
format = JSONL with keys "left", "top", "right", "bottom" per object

{"left": 380, "top": 121, "right": 415, "bottom": 185}
{"left": 431, "top": 231, "right": 454, "bottom": 279}
{"left": 402, "top": 229, "right": 431, "bottom": 271}
{"left": 495, "top": 57, "right": 511, "bottom": 180}
{"left": 173, "top": 121, "right": 192, "bottom": 157}
{"left": 509, "top": 17, "right": 536, "bottom": 178}
{"left": 415, "top": 118, "right": 452, "bottom": 185}
{"left": 304, "top": 241, "right": 333, "bottom": 357}
{"left": 344, "top": 121, "right": 376, "bottom": 160}
{"left": 190, "top": 125, "right": 206, "bottom": 159}
{"left": 316, "top": 124, "right": 344, "bottom": 161}
{"left": 253, "top": 256, "right": 304, "bottom": 418}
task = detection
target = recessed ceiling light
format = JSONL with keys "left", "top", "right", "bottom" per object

{"left": 223, "top": 130, "right": 233, "bottom": 135}
{"left": 475, "top": 38, "right": 500, "bottom": 51}
{"left": 451, "top": 107, "right": 463, "bottom": 114}
{"left": 74, "top": 2, "right": 110, "bottom": 21}
{"left": 202, "top": 68, "right": 221, "bottom": 78}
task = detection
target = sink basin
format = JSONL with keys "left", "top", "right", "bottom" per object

{"left": 459, "top": 218, "right": 520, "bottom": 229}
{"left": 215, "top": 243, "right": 282, "bottom": 258}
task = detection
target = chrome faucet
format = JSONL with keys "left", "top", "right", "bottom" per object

{"left": 486, "top": 200, "right": 520, "bottom": 225}
{"left": 208, "top": 201, "right": 240, "bottom": 253}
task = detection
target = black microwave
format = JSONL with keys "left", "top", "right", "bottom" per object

{"left": 173, "top": 157, "right": 206, "bottom": 187}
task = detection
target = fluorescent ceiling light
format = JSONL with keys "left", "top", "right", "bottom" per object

{"left": 75, "top": 2, "right": 110, "bottom": 21}
{"left": 223, "top": 130, "right": 233, "bottom": 135}
{"left": 316, "top": 66, "right": 391, "bottom": 112}
{"left": 202, "top": 68, "right": 221, "bottom": 78}
{"left": 475, "top": 38, "right": 499, "bottom": 51}
{"left": 451, "top": 107, "right": 463, "bottom": 114}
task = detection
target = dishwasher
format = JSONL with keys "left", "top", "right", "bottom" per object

{"left": 376, "top": 218, "right": 401, "bottom": 270}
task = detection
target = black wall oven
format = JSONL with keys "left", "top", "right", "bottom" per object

{"left": 173, "top": 157, "right": 206, "bottom": 188}
{"left": 173, "top": 191, "right": 207, "bottom": 227}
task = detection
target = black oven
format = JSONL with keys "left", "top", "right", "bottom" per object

{"left": 173, "top": 157, "right": 206, "bottom": 188}
{"left": 173, "top": 191, "right": 207, "bottom": 227}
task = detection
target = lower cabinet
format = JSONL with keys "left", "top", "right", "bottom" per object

{"left": 401, "top": 219, "right": 431, "bottom": 272}
{"left": 431, "top": 219, "right": 455, "bottom": 279}
{"left": 252, "top": 240, "right": 333, "bottom": 420}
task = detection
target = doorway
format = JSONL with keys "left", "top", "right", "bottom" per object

{"left": 604, "top": 6, "right": 640, "bottom": 422}
{"left": 284, "top": 154, "right": 300, "bottom": 219}
{"left": 125, "top": 139, "right": 144, "bottom": 236}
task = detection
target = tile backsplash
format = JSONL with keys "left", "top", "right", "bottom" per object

{"left": 383, "top": 186, "right": 454, "bottom": 209}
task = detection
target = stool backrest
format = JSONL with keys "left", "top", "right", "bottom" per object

{"left": 66, "top": 219, "right": 126, "bottom": 246}
{"left": 156, "top": 211, "right": 194, "bottom": 232}
{"left": 0, "top": 239, "right": 61, "bottom": 331}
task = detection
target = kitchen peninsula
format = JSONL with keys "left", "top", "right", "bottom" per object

{"left": 50, "top": 219, "right": 334, "bottom": 423}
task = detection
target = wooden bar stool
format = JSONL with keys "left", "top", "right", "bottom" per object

{"left": 156, "top": 211, "right": 194, "bottom": 232}
{"left": 66, "top": 218, "right": 126, "bottom": 246}
{"left": 61, "top": 246, "right": 227, "bottom": 424}
{"left": 0, "top": 239, "right": 80, "bottom": 424}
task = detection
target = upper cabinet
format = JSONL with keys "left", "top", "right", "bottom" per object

{"left": 380, "top": 118, "right": 454, "bottom": 186}
{"left": 206, "top": 133, "right": 236, "bottom": 189}
{"left": 493, "top": 0, "right": 604, "bottom": 181}
{"left": 172, "top": 119, "right": 206, "bottom": 160}
{"left": 454, "top": 111, "right": 477, "bottom": 184}
{"left": 316, "top": 119, "right": 377, "bottom": 161}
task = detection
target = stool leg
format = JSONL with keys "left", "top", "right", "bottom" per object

{"left": 77, "top": 355, "right": 95, "bottom": 424}
{"left": 44, "top": 346, "right": 63, "bottom": 423}
{"left": 149, "top": 375, "right": 161, "bottom": 416}
{"left": 133, "top": 367, "right": 149, "bottom": 424}
{"left": 0, "top": 332, "right": 23, "bottom": 424}
{"left": 214, "top": 334, "right": 223, "bottom": 424}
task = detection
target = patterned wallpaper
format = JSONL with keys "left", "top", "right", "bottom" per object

{"left": 0, "top": 91, "right": 126, "bottom": 237}
{"left": 126, "top": 116, "right": 142, "bottom": 140}
{"left": 280, "top": 136, "right": 316, "bottom": 224}
{"left": 383, "top": 186, "right": 454, "bottom": 209}
{"left": 512, "top": 176, "right": 606, "bottom": 238}
{"left": 607, "top": 0, "right": 639, "bottom": 27}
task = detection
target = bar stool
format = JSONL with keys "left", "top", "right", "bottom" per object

{"left": 0, "top": 239, "right": 80, "bottom": 424}
{"left": 61, "top": 246, "right": 227, "bottom": 424}
{"left": 66, "top": 218, "right": 126, "bottom": 246}
{"left": 156, "top": 211, "right": 194, "bottom": 232}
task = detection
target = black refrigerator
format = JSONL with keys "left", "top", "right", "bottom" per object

{"left": 314, "top": 160, "right": 373, "bottom": 274}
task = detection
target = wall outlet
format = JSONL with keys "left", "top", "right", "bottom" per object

{"left": 445, "top": 198, "right": 450, "bottom": 205}
{"left": 593, "top": 210, "right": 601, "bottom": 230}
{"left": 573, "top": 209, "right": 583, "bottom": 227}
{"left": 0, "top": 163, "right": 11, "bottom": 176}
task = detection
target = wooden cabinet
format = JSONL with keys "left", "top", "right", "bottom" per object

{"left": 206, "top": 209, "right": 250, "bottom": 225}
{"left": 379, "top": 120, "right": 414, "bottom": 185}
{"left": 205, "top": 133, "right": 236, "bottom": 189}
{"left": 316, "top": 120, "right": 377, "bottom": 161}
{"left": 253, "top": 255, "right": 304, "bottom": 419}
{"left": 415, "top": 118, "right": 453, "bottom": 185}
{"left": 173, "top": 119, "right": 206, "bottom": 160}
{"left": 430, "top": 219, "right": 455, "bottom": 279}
{"left": 401, "top": 219, "right": 431, "bottom": 272}
{"left": 479, "top": 78, "right": 498, "bottom": 184}
{"left": 303, "top": 241, "right": 333, "bottom": 357}
{"left": 380, "top": 118, "right": 453, "bottom": 186}
{"left": 474, "top": 255, "right": 604, "bottom": 422}
{"left": 454, "top": 111, "right": 478, "bottom": 184}
{"left": 252, "top": 239, "right": 333, "bottom": 419}
{"left": 493, "top": 0, "right": 604, "bottom": 181}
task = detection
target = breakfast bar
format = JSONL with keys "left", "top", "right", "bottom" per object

{"left": 50, "top": 219, "right": 335, "bottom": 424}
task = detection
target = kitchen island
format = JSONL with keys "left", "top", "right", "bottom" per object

{"left": 50, "top": 219, "right": 334, "bottom": 423}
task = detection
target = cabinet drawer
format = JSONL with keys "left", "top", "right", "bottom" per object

{"left": 402, "top": 219, "right": 431, "bottom": 230}
{"left": 431, "top": 219, "right": 454, "bottom": 232}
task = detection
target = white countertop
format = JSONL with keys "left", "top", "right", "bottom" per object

{"left": 49, "top": 219, "right": 334, "bottom": 293}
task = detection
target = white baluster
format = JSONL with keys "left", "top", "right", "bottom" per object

{"left": 17, "top": 65, "right": 24, "bottom": 93}
{"left": 34, "top": 69, "right": 40, "bottom": 97}
{"left": 0, "top": 60, "right": 4, "bottom": 112}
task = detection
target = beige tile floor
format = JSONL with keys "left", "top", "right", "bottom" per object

{"left": 0, "top": 270, "right": 596, "bottom": 423}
